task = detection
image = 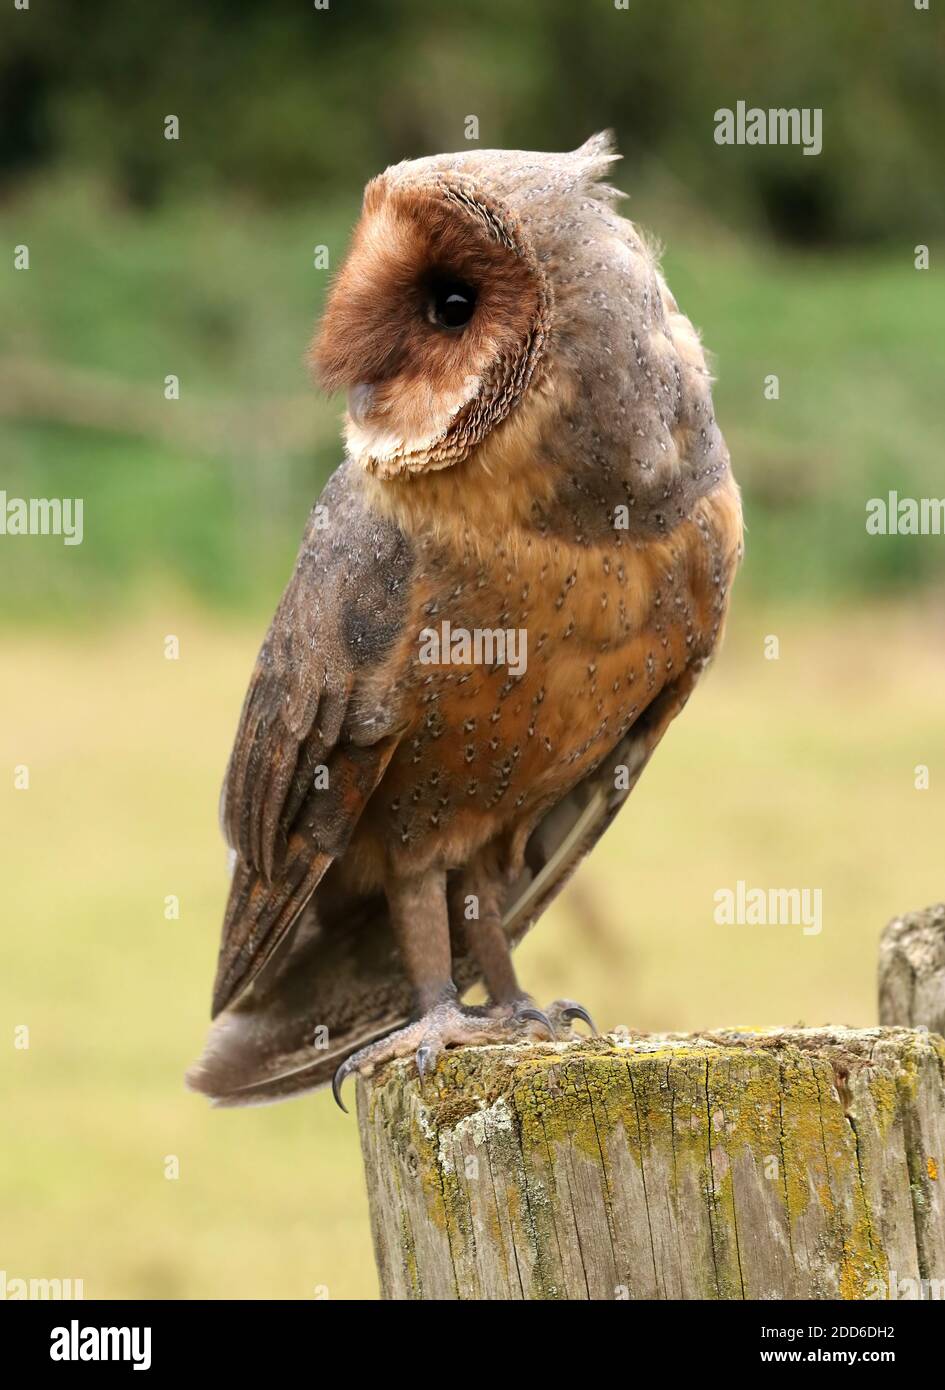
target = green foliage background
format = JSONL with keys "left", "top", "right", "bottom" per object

{"left": 5, "top": 0, "right": 944, "bottom": 243}
{"left": 1, "top": 0, "right": 943, "bottom": 616}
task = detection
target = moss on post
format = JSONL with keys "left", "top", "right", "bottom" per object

{"left": 356, "top": 1027, "right": 945, "bottom": 1300}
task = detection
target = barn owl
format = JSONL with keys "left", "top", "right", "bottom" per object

{"left": 187, "top": 133, "right": 742, "bottom": 1110}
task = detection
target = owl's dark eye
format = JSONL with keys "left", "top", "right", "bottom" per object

{"left": 428, "top": 278, "right": 477, "bottom": 330}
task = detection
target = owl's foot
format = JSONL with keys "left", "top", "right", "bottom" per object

{"left": 332, "top": 992, "right": 555, "bottom": 1111}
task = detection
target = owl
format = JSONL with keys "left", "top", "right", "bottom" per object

{"left": 187, "top": 133, "right": 742, "bottom": 1109}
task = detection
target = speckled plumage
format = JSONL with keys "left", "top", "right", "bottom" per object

{"left": 188, "top": 135, "right": 742, "bottom": 1106}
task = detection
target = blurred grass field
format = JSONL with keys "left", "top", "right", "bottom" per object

{"left": 2, "top": 598, "right": 943, "bottom": 1299}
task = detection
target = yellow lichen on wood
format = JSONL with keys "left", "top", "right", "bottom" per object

{"left": 357, "top": 1028, "right": 945, "bottom": 1300}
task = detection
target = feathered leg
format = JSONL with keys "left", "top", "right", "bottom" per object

{"left": 332, "top": 867, "right": 551, "bottom": 1109}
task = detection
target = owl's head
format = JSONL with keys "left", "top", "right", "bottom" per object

{"left": 311, "top": 134, "right": 622, "bottom": 479}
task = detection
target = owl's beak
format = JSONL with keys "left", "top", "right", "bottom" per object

{"left": 347, "top": 383, "right": 375, "bottom": 426}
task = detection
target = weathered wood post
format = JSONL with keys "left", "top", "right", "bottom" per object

{"left": 879, "top": 903, "right": 945, "bottom": 1036}
{"left": 356, "top": 1026, "right": 945, "bottom": 1299}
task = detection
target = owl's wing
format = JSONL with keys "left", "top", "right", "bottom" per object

{"left": 209, "top": 459, "right": 413, "bottom": 1018}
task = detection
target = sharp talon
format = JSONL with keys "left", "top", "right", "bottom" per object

{"left": 561, "top": 1004, "right": 597, "bottom": 1035}
{"left": 332, "top": 1057, "right": 352, "bottom": 1113}
{"left": 415, "top": 1044, "right": 435, "bottom": 1081}
{"left": 517, "top": 1006, "right": 556, "bottom": 1038}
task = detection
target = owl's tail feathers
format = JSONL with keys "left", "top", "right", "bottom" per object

{"left": 186, "top": 893, "right": 413, "bottom": 1107}
{"left": 185, "top": 1005, "right": 369, "bottom": 1109}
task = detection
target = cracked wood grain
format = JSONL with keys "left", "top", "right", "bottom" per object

{"left": 356, "top": 1027, "right": 945, "bottom": 1300}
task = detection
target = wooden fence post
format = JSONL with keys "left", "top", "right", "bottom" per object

{"left": 356, "top": 1026, "right": 945, "bottom": 1299}
{"left": 879, "top": 903, "right": 945, "bottom": 1036}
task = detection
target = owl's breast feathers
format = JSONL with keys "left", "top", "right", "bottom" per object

{"left": 350, "top": 349, "right": 741, "bottom": 880}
